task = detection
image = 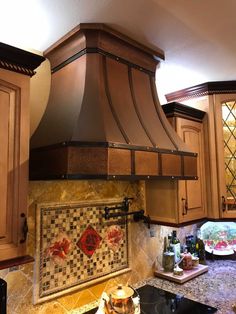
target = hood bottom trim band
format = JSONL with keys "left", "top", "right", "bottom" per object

{"left": 29, "top": 144, "right": 197, "bottom": 180}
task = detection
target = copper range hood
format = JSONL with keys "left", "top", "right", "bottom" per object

{"left": 30, "top": 23, "right": 197, "bottom": 180}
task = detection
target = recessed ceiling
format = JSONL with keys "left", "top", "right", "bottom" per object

{"left": 1, "top": 0, "right": 236, "bottom": 102}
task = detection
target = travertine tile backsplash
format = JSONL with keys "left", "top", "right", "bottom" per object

{"left": 0, "top": 180, "right": 196, "bottom": 314}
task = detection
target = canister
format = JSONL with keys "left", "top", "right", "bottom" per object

{"left": 192, "top": 256, "right": 199, "bottom": 268}
{"left": 162, "top": 252, "right": 175, "bottom": 272}
{"left": 181, "top": 252, "right": 193, "bottom": 270}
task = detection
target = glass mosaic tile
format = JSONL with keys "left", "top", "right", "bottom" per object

{"left": 34, "top": 200, "right": 129, "bottom": 303}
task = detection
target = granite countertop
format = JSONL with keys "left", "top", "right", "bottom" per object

{"left": 74, "top": 260, "right": 236, "bottom": 314}
{"left": 139, "top": 260, "right": 236, "bottom": 314}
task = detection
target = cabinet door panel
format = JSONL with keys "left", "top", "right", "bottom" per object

{"left": 0, "top": 75, "right": 27, "bottom": 261}
{"left": 215, "top": 97, "right": 236, "bottom": 218}
{"left": 177, "top": 119, "right": 206, "bottom": 223}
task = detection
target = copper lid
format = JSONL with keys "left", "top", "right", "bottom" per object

{"left": 110, "top": 284, "right": 134, "bottom": 299}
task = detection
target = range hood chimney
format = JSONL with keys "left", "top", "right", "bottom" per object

{"left": 30, "top": 23, "right": 197, "bottom": 180}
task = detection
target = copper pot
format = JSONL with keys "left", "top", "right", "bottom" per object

{"left": 107, "top": 284, "right": 136, "bottom": 314}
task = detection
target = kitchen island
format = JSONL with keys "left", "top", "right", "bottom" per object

{"left": 73, "top": 260, "right": 236, "bottom": 314}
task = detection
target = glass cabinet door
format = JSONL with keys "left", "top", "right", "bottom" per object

{"left": 217, "top": 99, "right": 236, "bottom": 217}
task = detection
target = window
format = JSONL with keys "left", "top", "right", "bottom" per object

{"left": 200, "top": 221, "right": 236, "bottom": 255}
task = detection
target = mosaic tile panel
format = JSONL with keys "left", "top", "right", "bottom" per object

{"left": 34, "top": 200, "right": 129, "bottom": 304}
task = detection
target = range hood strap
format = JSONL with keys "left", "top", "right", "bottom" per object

{"left": 128, "top": 67, "right": 156, "bottom": 147}
{"left": 103, "top": 55, "right": 130, "bottom": 144}
{"left": 150, "top": 76, "right": 178, "bottom": 150}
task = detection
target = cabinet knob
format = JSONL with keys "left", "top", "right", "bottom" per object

{"left": 20, "top": 213, "right": 28, "bottom": 244}
{"left": 182, "top": 198, "right": 188, "bottom": 215}
{"left": 221, "top": 196, "right": 226, "bottom": 212}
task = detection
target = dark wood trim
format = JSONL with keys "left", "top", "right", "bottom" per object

{"left": 150, "top": 217, "right": 236, "bottom": 227}
{"left": 162, "top": 102, "right": 206, "bottom": 121}
{"left": 0, "top": 255, "right": 34, "bottom": 270}
{"left": 150, "top": 217, "right": 207, "bottom": 228}
{"left": 52, "top": 47, "right": 156, "bottom": 76}
{"left": 0, "top": 42, "right": 45, "bottom": 76}
{"left": 0, "top": 60, "right": 35, "bottom": 76}
{"left": 166, "top": 81, "right": 236, "bottom": 102}
{"left": 208, "top": 218, "right": 236, "bottom": 222}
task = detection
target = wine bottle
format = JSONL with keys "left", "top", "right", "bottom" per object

{"left": 195, "top": 229, "right": 206, "bottom": 264}
{"left": 167, "top": 233, "right": 173, "bottom": 252}
{"left": 186, "top": 235, "right": 195, "bottom": 254}
{"left": 162, "top": 235, "right": 175, "bottom": 272}
{"left": 170, "top": 230, "right": 181, "bottom": 263}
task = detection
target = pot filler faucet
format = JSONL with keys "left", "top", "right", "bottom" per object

{"left": 104, "top": 197, "right": 151, "bottom": 228}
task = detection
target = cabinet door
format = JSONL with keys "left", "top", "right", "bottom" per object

{"left": 0, "top": 71, "right": 28, "bottom": 261}
{"left": 176, "top": 118, "right": 207, "bottom": 223}
{"left": 215, "top": 98, "right": 236, "bottom": 218}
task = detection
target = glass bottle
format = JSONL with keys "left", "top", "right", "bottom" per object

{"left": 195, "top": 229, "right": 206, "bottom": 264}
{"left": 186, "top": 235, "right": 195, "bottom": 254}
{"left": 162, "top": 235, "right": 175, "bottom": 272}
{"left": 167, "top": 233, "right": 173, "bottom": 252}
{"left": 170, "top": 230, "right": 181, "bottom": 263}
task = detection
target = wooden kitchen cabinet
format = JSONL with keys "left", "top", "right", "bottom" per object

{"left": 214, "top": 94, "right": 236, "bottom": 219}
{"left": 166, "top": 103, "right": 207, "bottom": 223}
{"left": 166, "top": 81, "right": 236, "bottom": 220}
{"left": 0, "top": 43, "right": 44, "bottom": 264}
{"left": 145, "top": 103, "right": 207, "bottom": 226}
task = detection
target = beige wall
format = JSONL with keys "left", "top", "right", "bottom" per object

{"left": 30, "top": 58, "right": 51, "bottom": 137}
{"left": 0, "top": 180, "right": 196, "bottom": 314}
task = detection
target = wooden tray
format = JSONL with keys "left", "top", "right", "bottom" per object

{"left": 154, "top": 264, "right": 208, "bottom": 284}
